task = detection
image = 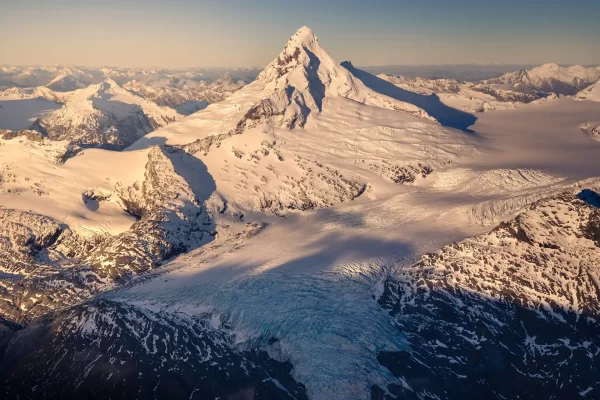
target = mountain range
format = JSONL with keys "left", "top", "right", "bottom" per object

{"left": 123, "top": 73, "right": 246, "bottom": 115}
{"left": 486, "top": 63, "right": 600, "bottom": 95}
{"left": 0, "top": 72, "right": 248, "bottom": 148}
{"left": 0, "top": 65, "right": 259, "bottom": 90}
{"left": 2, "top": 58, "right": 599, "bottom": 149}
{"left": 0, "top": 27, "right": 599, "bottom": 399}
{"left": 376, "top": 75, "right": 545, "bottom": 113}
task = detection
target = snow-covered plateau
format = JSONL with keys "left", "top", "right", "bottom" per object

{"left": 0, "top": 27, "right": 599, "bottom": 399}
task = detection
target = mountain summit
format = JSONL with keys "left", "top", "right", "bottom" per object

{"left": 286, "top": 25, "right": 318, "bottom": 48}
{"left": 249, "top": 26, "right": 430, "bottom": 129}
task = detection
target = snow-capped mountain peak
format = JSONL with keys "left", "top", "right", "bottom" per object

{"left": 256, "top": 26, "right": 334, "bottom": 86}
{"left": 488, "top": 63, "right": 600, "bottom": 95}
{"left": 0, "top": 85, "right": 64, "bottom": 102}
{"left": 529, "top": 63, "right": 571, "bottom": 81}
{"left": 33, "top": 78, "right": 182, "bottom": 149}
{"left": 46, "top": 70, "right": 90, "bottom": 92}
{"left": 249, "top": 26, "right": 430, "bottom": 129}
{"left": 98, "top": 77, "right": 119, "bottom": 88}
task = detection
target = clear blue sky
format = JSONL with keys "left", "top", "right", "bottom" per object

{"left": 1, "top": 0, "right": 599, "bottom": 67}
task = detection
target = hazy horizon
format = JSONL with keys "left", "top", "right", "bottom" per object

{"left": 1, "top": 0, "right": 599, "bottom": 68}
{"left": 2, "top": 62, "right": 599, "bottom": 70}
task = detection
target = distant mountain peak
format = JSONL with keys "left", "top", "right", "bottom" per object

{"left": 255, "top": 26, "right": 329, "bottom": 85}
{"left": 489, "top": 63, "right": 600, "bottom": 95}
{"left": 34, "top": 76, "right": 181, "bottom": 149}
{"left": 97, "top": 77, "right": 119, "bottom": 90}
{"left": 46, "top": 72, "right": 88, "bottom": 92}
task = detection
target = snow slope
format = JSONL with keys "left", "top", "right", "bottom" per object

{"left": 575, "top": 80, "right": 600, "bottom": 101}
{"left": 0, "top": 139, "right": 220, "bottom": 328}
{"left": 0, "top": 87, "right": 66, "bottom": 131}
{"left": 0, "top": 66, "right": 64, "bottom": 87}
{"left": 376, "top": 188, "right": 600, "bottom": 398}
{"left": 0, "top": 133, "right": 148, "bottom": 236}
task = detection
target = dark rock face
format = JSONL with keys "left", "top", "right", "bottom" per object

{"left": 377, "top": 285, "right": 599, "bottom": 399}
{"left": 0, "top": 316, "right": 21, "bottom": 365}
{"left": 0, "top": 300, "right": 308, "bottom": 400}
{"left": 375, "top": 191, "right": 600, "bottom": 399}
{"left": 0, "top": 129, "right": 44, "bottom": 142}
{"left": 578, "top": 189, "right": 600, "bottom": 209}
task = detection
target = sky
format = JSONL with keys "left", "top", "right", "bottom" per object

{"left": 1, "top": 0, "right": 599, "bottom": 68}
